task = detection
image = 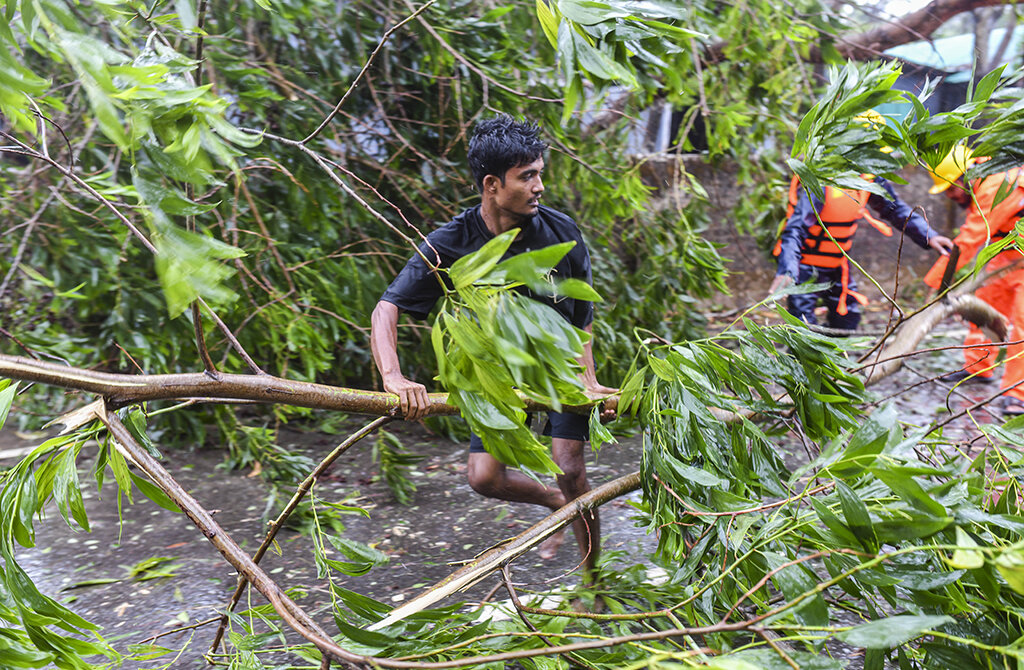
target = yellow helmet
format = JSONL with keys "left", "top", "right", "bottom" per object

{"left": 928, "top": 145, "right": 976, "bottom": 194}
{"left": 853, "top": 109, "right": 886, "bottom": 129}
{"left": 852, "top": 110, "right": 894, "bottom": 153}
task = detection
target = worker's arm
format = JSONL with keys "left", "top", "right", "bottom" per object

{"left": 371, "top": 300, "right": 430, "bottom": 421}
{"left": 866, "top": 178, "right": 952, "bottom": 254}
{"left": 924, "top": 175, "right": 1019, "bottom": 288}
{"left": 771, "top": 184, "right": 818, "bottom": 293}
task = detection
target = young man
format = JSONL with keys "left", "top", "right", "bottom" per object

{"left": 923, "top": 146, "right": 1024, "bottom": 415}
{"left": 370, "top": 115, "right": 615, "bottom": 583}
{"left": 768, "top": 174, "right": 953, "bottom": 332}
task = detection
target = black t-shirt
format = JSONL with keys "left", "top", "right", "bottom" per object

{"left": 380, "top": 205, "right": 594, "bottom": 328}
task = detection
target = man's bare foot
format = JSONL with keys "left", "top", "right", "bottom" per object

{"left": 538, "top": 529, "right": 565, "bottom": 560}
{"left": 570, "top": 594, "right": 605, "bottom": 614}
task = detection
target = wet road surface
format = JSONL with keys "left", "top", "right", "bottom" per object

{"left": 3, "top": 420, "right": 652, "bottom": 668}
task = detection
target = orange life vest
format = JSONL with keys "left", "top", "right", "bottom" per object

{"left": 773, "top": 175, "right": 895, "bottom": 315}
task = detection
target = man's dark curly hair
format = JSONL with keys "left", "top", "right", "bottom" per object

{"left": 467, "top": 115, "right": 548, "bottom": 192}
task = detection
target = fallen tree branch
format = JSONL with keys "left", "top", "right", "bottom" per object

{"left": 100, "top": 408, "right": 371, "bottom": 668}
{"left": 0, "top": 353, "right": 611, "bottom": 418}
{"left": 97, "top": 406, "right": 645, "bottom": 668}
{"left": 208, "top": 415, "right": 394, "bottom": 654}
{"left": 861, "top": 294, "right": 1009, "bottom": 386}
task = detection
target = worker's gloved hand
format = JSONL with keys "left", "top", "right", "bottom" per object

{"left": 928, "top": 235, "right": 955, "bottom": 256}
{"left": 768, "top": 274, "right": 794, "bottom": 296}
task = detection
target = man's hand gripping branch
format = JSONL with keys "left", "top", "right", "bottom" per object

{"left": 371, "top": 300, "right": 430, "bottom": 422}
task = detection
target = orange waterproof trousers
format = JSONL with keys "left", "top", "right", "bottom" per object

{"left": 961, "top": 270, "right": 1024, "bottom": 401}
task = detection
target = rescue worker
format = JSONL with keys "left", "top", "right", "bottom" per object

{"left": 768, "top": 174, "right": 954, "bottom": 332}
{"left": 923, "top": 145, "right": 1024, "bottom": 415}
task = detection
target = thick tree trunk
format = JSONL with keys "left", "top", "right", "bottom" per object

{"left": 862, "top": 293, "right": 1008, "bottom": 385}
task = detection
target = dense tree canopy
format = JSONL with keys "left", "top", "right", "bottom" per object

{"left": 4, "top": 0, "right": 1024, "bottom": 668}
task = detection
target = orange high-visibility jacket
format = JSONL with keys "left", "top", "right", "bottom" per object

{"left": 774, "top": 175, "right": 938, "bottom": 315}
{"left": 773, "top": 175, "right": 893, "bottom": 268}
{"left": 924, "top": 165, "right": 1024, "bottom": 289}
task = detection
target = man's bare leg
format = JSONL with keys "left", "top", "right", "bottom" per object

{"left": 551, "top": 437, "right": 600, "bottom": 583}
{"left": 467, "top": 451, "right": 567, "bottom": 558}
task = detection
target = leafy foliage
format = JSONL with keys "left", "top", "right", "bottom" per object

{"left": 432, "top": 229, "right": 596, "bottom": 474}
{"left": 4, "top": 0, "right": 1024, "bottom": 667}
{"left": 372, "top": 428, "right": 421, "bottom": 505}
{"left": 621, "top": 318, "right": 868, "bottom": 557}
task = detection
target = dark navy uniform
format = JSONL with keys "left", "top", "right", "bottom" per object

{"left": 774, "top": 176, "right": 939, "bottom": 331}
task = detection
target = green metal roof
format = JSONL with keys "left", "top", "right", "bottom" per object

{"left": 884, "top": 27, "right": 1023, "bottom": 80}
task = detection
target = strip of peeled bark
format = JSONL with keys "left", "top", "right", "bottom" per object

{"left": 862, "top": 294, "right": 1008, "bottom": 386}
{"left": 367, "top": 471, "right": 643, "bottom": 631}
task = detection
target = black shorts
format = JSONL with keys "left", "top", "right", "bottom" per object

{"left": 468, "top": 411, "right": 589, "bottom": 453}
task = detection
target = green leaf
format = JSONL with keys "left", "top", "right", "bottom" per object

{"left": 764, "top": 551, "right": 829, "bottom": 628}
{"left": 331, "top": 584, "right": 391, "bottom": 621}
{"left": 569, "top": 29, "right": 635, "bottom": 86}
{"left": 174, "top": 0, "right": 198, "bottom": 30}
{"left": 153, "top": 223, "right": 244, "bottom": 317}
{"left": 835, "top": 481, "right": 877, "bottom": 552}
{"left": 871, "top": 467, "right": 947, "bottom": 518}
{"left": 0, "top": 630, "right": 56, "bottom": 667}
{"left": 810, "top": 498, "right": 861, "bottom": 548}
{"left": 333, "top": 616, "right": 394, "bottom": 649}
{"left": 829, "top": 404, "right": 898, "bottom": 477}
{"left": 588, "top": 405, "right": 615, "bottom": 452}
{"left": 52, "top": 447, "right": 90, "bottom": 532}
{"left": 60, "top": 578, "right": 122, "bottom": 591}
{"left": 449, "top": 229, "right": 516, "bottom": 290}
{"left": 554, "top": 278, "right": 601, "bottom": 301}
{"left": 837, "top": 615, "right": 953, "bottom": 649}
{"left": 0, "top": 380, "right": 17, "bottom": 431}
{"left": 535, "top": 0, "right": 560, "bottom": 48}
{"left": 323, "top": 536, "right": 389, "bottom": 576}
{"left": 873, "top": 514, "right": 951, "bottom": 543}
{"left": 124, "top": 408, "right": 161, "bottom": 458}
{"left": 948, "top": 527, "right": 984, "bottom": 570}
{"left": 995, "top": 548, "right": 1024, "bottom": 594}
{"left": 664, "top": 455, "right": 726, "bottom": 488}
{"left": 129, "top": 472, "right": 182, "bottom": 513}
{"left": 451, "top": 390, "right": 520, "bottom": 431}
{"left": 492, "top": 241, "right": 575, "bottom": 286}
{"left": 970, "top": 65, "right": 1005, "bottom": 105}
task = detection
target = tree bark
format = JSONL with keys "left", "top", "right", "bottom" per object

{"left": 0, "top": 354, "right": 608, "bottom": 418}
{"left": 704, "top": 0, "right": 1008, "bottom": 64}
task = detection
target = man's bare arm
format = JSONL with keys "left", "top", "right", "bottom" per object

{"left": 370, "top": 300, "right": 430, "bottom": 421}
{"left": 578, "top": 323, "right": 617, "bottom": 420}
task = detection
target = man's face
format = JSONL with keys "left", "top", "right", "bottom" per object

{"left": 490, "top": 157, "right": 545, "bottom": 221}
{"left": 945, "top": 179, "right": 971, "bottom": 209}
